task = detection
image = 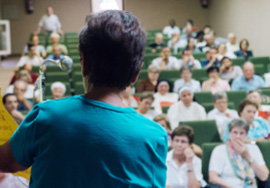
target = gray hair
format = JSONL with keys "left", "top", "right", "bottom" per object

{"left": 212, "top": 91, "right": 227, "bottom": 103}
{"left": 148, "top": 64, "right": 160, "bottom": 72}
{"left": 229, "top": 118, "right": 249, "bottom": 133}
{"left": 51, "top": 81, "right": 66, "bottom": 94}
{"left": 248, "top": 89, "right": 263, "bottom": 97}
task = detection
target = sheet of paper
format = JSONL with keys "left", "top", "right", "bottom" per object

{"left": 0, "top": 88, "right": 31, "bottom": 180}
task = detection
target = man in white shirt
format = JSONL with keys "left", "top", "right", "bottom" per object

{"left": 178, "top": 49, "right": 201, "bottom": 69}
{"left": 152, "top": 46, "right": 180, "bottom": 70}
{"left": 207, "top": 91, "right": 239, "bottom": 138}
{"left": 16, "top": 43, "right": 43, "bottom": 67}
{"left": 163, "top": 19, "right": 180, "bottom": 38}
{"left": 35, "top": 6, "right": 63, "bottom": 35}
{"left": 226, "top": 33, "right": 239, "bottom": 54}
{"left": 167, "top": 32, "right": 187, "bottom": 54}
{"left": 173, "top": 66, "right": 201, "bottom": 93}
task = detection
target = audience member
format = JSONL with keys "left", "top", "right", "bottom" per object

{"left": 202, "top": 31, "right": 228, "bottom": 53}
{"left": 181, "top": 19, "right": 195, "bottom": 35}
{"left": 195, "top": 30, "right": 206, "bottom": 49}
{"left": 10, "top": 63, "right": 39, "bottom": 85}
{"left": 51, "top": 81, "right": 67, "bottom": 99}
{"left": 178, "top": 49, "right": 201, "bottom": 69}
{"left": 16, "top": 43, "right": 43, "bottom": 67}
{"left": 136, "top": 93, "right": 156, "bottom": 120}
{"left": 234, "top": 39, "right": 253, "bottom": 60}
{"left": 166, "top": 126, "right": 206, "bottom": 188}
{"left": 226, "top": 32, "right": 239, "bottom": 54}
{"left": 152, "top": 46, "right": 180, "bottom": 70}
{"left": 152, "top": 81, "right": 178, "bottom": 114}
{"left": 35, "top": 6, "right": 63, "bottom": 35}
{"left": 219, "top": 57, "right": 243, "bottom": 82}
{"left": 23, "top": 35, "right": 46, "bottom": 57}
{"left": 10, "top": 80, "right": 33, "bottom": 112}
{"left": 264, "top": 72, "right": 270, "bottom": 87}
{"left": 201, "top": 48, "right": 220, "bottom": 68}
{"left": 216, "top": 43, "right": 236, "bottom": 60}
{"left": 136, "top": 64, "right": 160, "bottom": 93}
{"left": 149, "top": 33, "right": 165, "bottom": 53}
{"left": 6, "top": 70, "right": 35, "bottom": 99}
{"left": 167, "top": 87, "right": 206, "bottom": 130}
{"left": 45, "top": 44, "right": 64, "bottom": 64}
{"left": 163, "top": 19, "right": 180, "bottom": 38}
{"left": 153, "top": 114, "right": 172, "bottom": 146}
{"left": 209, "top": 118, "right": 269, "bottom": 188}
{"left": 2, "top": 93, "right": 25, "bottom": 124}
{"left": 168, "top": 32, "right": 187, "bottom": 54}
{"left": 185, "top": 38, "right": 201, "bottom": 53}
{"left": 203, "top": 25, "right": 212, "bottom": 35}
{"left": 231, "top": 62, "right": 265, "bottom": 92}
{"left": 46, "top": 33, "right": 68, "bottom": 55}
{"left": 122, "top": 85, "right": 138, "bottom": 108}
{"left": 247, "top": 90, "right": 270, "bottom": 120}
{"left": 207, "top": 92, "right": 239, "bottom": 139}
{"left": 202, "top": 66, "right": 230, "bottom": 94}
{"left": 223, "top": 99, "right": 270, "bottom": 142}
{"left": 173, "top": 66, "right": 201, "bottom": 93}
{"left": 0, "top": 172, "right": 29, "bottom": 188}
{"left": 181, "top": 23, "right": 196, "bottom": 41}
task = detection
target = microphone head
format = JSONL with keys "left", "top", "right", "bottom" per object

{"left": 59, "top": 56, "right": 73, "bottom": 73}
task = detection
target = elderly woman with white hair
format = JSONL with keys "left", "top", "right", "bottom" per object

{"left": 51, "top": 81, "right": 66, "bottom": 99}
{"left": 152, "top": 80, "right": 178, "bottom": 114}
{"left": 167, "top": 87, "right": 207, "bottom": 130}
{"left": 46, "top": 33, "right": 68, "bottom": 55}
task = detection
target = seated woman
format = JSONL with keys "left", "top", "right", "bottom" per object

{"left": 167, "top": 86, "right": 206, "bottom": 130}
{"left": 122, "top": 85, "right": 138, "bottom": 107}
{"left": 152, "top": 81, "right": 178, "bottom": 114}
{"left": 136, "top": 93, "right": 156, "bottom": 120}
{"left": 209, "top": 118, "right": 269, "bottom": 188}
{"left": 23, "top": 34, "right": 46, "bottom": 58}
{"left": 153, "top": 114, "right": 172, "bottom": 146}
{"left": 184, "top": 38, "right": 201, "bottom": 53}
{"left": 223, "top": 99, "right": 270, "bottom": 142}
{"left": 166, "top": 126, "right": 206, "bottom": 188}
{"left": 51, "top": 81, "right": 66, "bottom": 99}
{"left": 216, "top": 43, "right": 236, "bottom": 61}
{"left": 234, "top": 39, "right": 253, "bottom": 60}
{"left": 136, "top": 64, "right": 160, "bottom": 93}
{"left": 202, "top": 65, "right": 230, "bottom": 94}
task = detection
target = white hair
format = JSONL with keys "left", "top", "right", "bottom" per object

{"left": 50, "top": 82, "right": 66, "bottom": 94}
{"left": 50, "top": 32, "right": 60, "bottom": 39}
{"left": 179, "top": 86, "right": 193, "bottom": 98}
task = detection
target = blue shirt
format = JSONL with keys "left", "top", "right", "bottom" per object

{"left": 231, "top": 75, "right": 265, "bottom": 92}
{"left": 10, "top": 95, "right": 168, "bottom": 188}
{"left": 223, "top": 118, "right": 270, "bottom": 142}
{"left": 201, "top": 59, "right": 220, "bottom": 68}
{"left": 234, "top": 50, "right": 253, "bottom": 60}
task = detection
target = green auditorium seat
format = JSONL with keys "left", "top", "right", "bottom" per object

{"left": 192, "top": 69, "right": 208, "bottom": 82}
{"left": 65, "top": 37, "right": 79, "bottom": 45}
{"left": 138, "top": 69, "right": 148, "bottom": 80}
{"left": 159, "top": 70, "right": 180, "bottom": 80}
{"left": 201, "top": 102, "right": 236, "bottom": 113}
{"left": 249, "top": 56, "right": 270, "bottom": 71}
{"left": 226, "top": 90, "right": 247, "bottom": 109}
{"left": 261, "top": 88, "right": 270, "bottom": 96}
{"left": 179, "top": 120, "right": 222, "bottom": 147}
{"left": 254, "top": 64, "right": 266, "bottom": 76}
{"left": 256, "top": 141, "right": 270, "bottom": 180}
{"left": 74, "top": 82, "right": 85, "bottom": 95}
{"left": 72, "top": 71, "right": 83, "bottom": 82}
{"left": 46, "top": 65, "right": 65, "bottom": 73}
{"left": 201, "top": 143, "right": 222, "bottom": 183}
{"left": 32, "top": 66, "right": 40, "bottom": 74}
{"left": 45, "top": 72, "right": 70, "bottom": 83}
{"left": 143, "top": 54, "right": 159, "bottom": 67}
{"left": 162, "top": 106, "right": 170, "bottom": 114}
{"left": 232, "top": 57, "right": 246, "bottom": 67}
{"left": 193, "top": 91, "right": 212, "bottom": 104}
{"left": 193, "top": 52, "right": 206, "bottom": 60}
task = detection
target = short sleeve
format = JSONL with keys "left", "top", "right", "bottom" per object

{"left": 251, "top": 145, "right": 265, "bottom": 166}
{"left": 55, "top": 16, "right": 61, "bottom": 28}
{"left": 194, "top": 157, "right": 203, "bottom": 181}
{"left": 209, "top": 146, "right": 225, "bottom": 174}
{"left": 10, "top": 105, "right": 41, "bottom": 168}
{"left": 38, "top": 16, "right": 44, "bottom": 27}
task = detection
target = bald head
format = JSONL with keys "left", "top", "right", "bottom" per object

{"left": 228, "top": 32, "right": 236, "bottom": 44}
{"left": 243, "top": 62, "right": 254, "bottom": 80}
{"left": 155, "top": 33, "right": 163, "bottom": 44}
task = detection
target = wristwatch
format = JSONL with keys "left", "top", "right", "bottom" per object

{"left": 249, "top": 157, "right": 255, "bottom": 164}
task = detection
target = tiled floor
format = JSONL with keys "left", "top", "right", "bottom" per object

{"left": 0, "top": 56, "right": 19, "bottom": 96}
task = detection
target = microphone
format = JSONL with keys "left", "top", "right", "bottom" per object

{"left": 42, "top": 56, "right": 73, "bottom": 72}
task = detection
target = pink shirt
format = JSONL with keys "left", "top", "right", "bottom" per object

{"left": 202, "top": 79, "right": 230, "bottom": 94}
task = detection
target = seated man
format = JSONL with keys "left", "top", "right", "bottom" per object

{"left": 173, "top": 66, "right": 201, "bottom": 93}
{"left": 202, "top": 66, "right": 230, "bottom": 94}
{"left": 202, "top": 30, "right": 228, "bottom": 53}
{"left": 207, "top": 92, "right": 239, "bottom": 139}
{"left": 51, "top": 81, "right": 67, "bottom": 99}
{"left": 226, "top": 32, "right": 239, "bottom": 54}
{"left": 46, "top": 33, "right": 68, "bottom": 55}
{"left": 23, "top": 34, "right": 46, "bottom": 58}
{"left": 12, "top": 80, "right": 32, "bottom": 112}
{"left": 231, "top": 62, "right": 265, "bottom": 92}
{"left": 166, "top": 126, "right": 206, "bottom": 188}
{"left": 151, "top": 46, "right": 180, "bottom": 70}
{"left": 10, "top": 63, "right": 39, "bottom": 85}
{"left": 163, "top": 19, "right": 180, "bottom": 38}
{"left": 201, "top": 47, "right": 220, "bottom": 68}
{"left": 16, "top": 43, "right": 43, "bottom": 67}
{"left": 45, "top": 44, "right": 65, "bottom": 66}
{"left": 136, "top": 93, "right": 157, "bottom": 120}
{"left": 136, "top": 64, "right": 160, "bottom": 93}
{"left": 149, "top": 33, "right": 165, "bottom": 53}
{"left": 219, "top": 56, "right": 243, "bottom": 82}
{"left": 167, "top": 87, "right": 206, "bottom": 130}
{"left": 178, "top": 49, "right": 201, "bottom": 69}
{"left": 2, "top": 93, "right": 25, "bottom": 124}
{"left": 167, "top": 32, "right": 187, "bottom": 54}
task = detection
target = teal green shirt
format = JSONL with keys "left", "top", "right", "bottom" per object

{"left": 10, "top": 95, "right": 168, "bottom": 188}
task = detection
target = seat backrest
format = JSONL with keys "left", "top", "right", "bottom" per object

{"left": 179, "top": 120, "right": 222, "bottom": 147}
{"left": 226, "top": 90, "right": 247, "bottom": 110}
{"left": 193, "top": 91, "right": 212, "bottom": 104}
{"left": 201, "top": 142, "right": 222, "bottom": 183}
{"left": 256, "top": 141, "right": 270, "bottom": 180}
